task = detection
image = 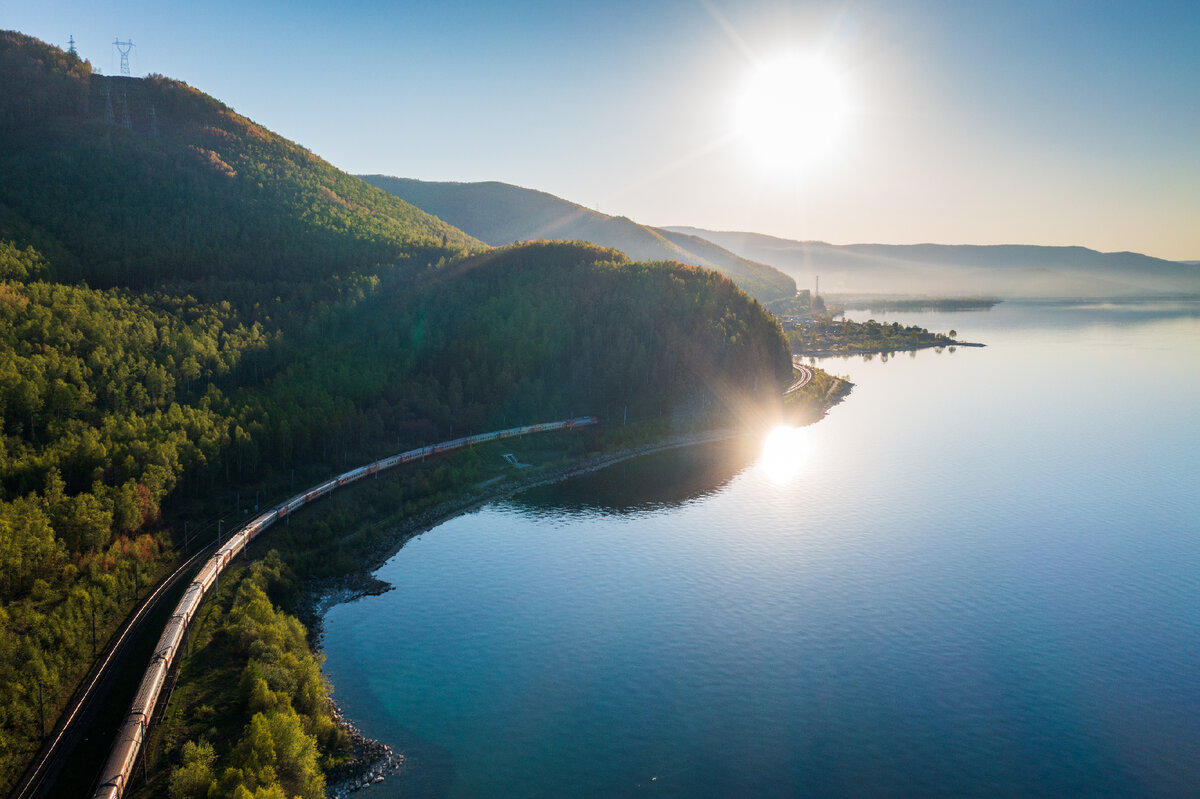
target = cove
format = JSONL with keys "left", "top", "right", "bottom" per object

{"left": 322, "top": 301, "right": 1200, "bottom": 798}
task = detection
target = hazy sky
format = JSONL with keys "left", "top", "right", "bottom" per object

{"left": 8, "top": 0, "right": 1200, "bottom": 260}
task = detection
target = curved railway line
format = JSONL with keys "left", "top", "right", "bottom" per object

{"left": 784, "top": 362, "right": 814, "bottom": 395}
{"left": 82, "top": 417, "right": 597, "bottom": 799}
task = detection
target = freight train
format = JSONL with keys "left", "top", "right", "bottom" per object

{"left": 92, "top": 417, "right": 598, "bottom": 799}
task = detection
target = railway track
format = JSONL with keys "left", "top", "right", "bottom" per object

{"left": 89, "top": 417, "right": 598, "bottom": 799}
{"left": 784, "top": 362, "right": 814, "bottom": 395}
{"left": 9, "top": 543, "right": 216, "bottom": 799}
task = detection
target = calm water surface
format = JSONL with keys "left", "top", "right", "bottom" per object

{"left": 323, "top": 301, "right": 1200, "bottom": 798}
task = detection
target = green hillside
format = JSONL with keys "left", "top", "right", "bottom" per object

{"left": 359, "top": 176, "right": 798, "bottom": 303}
{"left": 0, "top": 32, "right": 795, "bottom": 794}
{"left": 289, "top": 241, "right": 794, "bottom": 433}
{"left": 0, "top": 32, "right": 480, "bottom": 290}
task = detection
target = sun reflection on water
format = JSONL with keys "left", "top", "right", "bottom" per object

{"left": 760, "top": 425, "right": 810, "bottom": 484}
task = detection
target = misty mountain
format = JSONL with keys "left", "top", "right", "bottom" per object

{"left": 666, "top": 227, "right": 1200, "bottom": 299}
{"left": 358, "top": 176, "right": 796, "bottom": 303}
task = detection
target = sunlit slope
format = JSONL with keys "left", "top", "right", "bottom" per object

{"left": 359, "top": 176, "right": 796, "bottom": 303}
{"left": 276, "top": 240, "right": 796, "bottom": 431}
{"left": 667, "top": 226, "right": 1200, "bottom": 299}
{"left": 0, "top": 31, "right": 481, "bottom": 288}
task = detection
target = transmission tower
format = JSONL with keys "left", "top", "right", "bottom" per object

{"left": 113, "top": 38, "right": 135, "bottom": 76}
{"left": 68, "top": 35, "right": 77, "bottom": 55}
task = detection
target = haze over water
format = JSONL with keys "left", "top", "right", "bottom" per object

{"left": 323, "top": 301, "right": 1200, "bottom": 798}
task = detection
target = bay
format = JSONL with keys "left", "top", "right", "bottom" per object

{"left": 322, "top": 300, "right": 1200, "bottom": 798}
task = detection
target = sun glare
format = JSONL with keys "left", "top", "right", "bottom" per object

{"left": 760, "top": 425, "right": 810, "bottom": 484}
{"left": 738, "top": 54, "right": 850, "bottom": 174}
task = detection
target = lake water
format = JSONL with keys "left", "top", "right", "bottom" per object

{"left": 322, "top": 301, "right": 1200, "bottom": 798}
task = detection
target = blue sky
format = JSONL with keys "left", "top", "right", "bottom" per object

{"left": 7, "top": 0, "right": 1199, "bottom": 259}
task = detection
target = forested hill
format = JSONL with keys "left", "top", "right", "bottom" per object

{"left": 0, "top": 31, "right": 480, "bottom": 289}
{"left": 354, "top": 241, "right": 795, "bottom": 430}
{"left": 358, "top": 175, "right": 797, "bottom": 303}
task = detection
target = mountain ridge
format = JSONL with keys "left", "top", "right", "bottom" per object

{"left": 358, "top": 176, "right": 797, "bottom": 303}
{"left": 665, "top": 226, "right": 1200, "bottom": 299}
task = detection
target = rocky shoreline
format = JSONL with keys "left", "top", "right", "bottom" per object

{"left": 325, "top": 700, "right": 406, "bottom": 797}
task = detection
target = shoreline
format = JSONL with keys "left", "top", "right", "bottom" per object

{"left": 303, "top": 426, "right": 741, "bottom": 628}
{"left": 793, "top": 339, "right": 984, "bottom": 359}
{"left": 310, "top": 379, "right": 857, "bottom": 796}
{"left": 306, "top": 427, "right": 741, "bottom": 797}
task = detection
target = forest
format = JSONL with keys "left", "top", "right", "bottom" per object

{"left": 0, "top": 31, "right": 797, "bottom": 795}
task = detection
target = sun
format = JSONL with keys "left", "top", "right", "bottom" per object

{"left": 737, "top": 54, "right": 850, "bottom": 174}
{"left": 760, "top": 425, "right": 811, "bottom": 484}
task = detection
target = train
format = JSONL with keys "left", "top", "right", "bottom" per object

{"left": 92, "top": 417, "right": 598, "bottom": 799}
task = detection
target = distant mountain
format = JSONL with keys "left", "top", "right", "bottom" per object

{"left": 667, "top": 227, "right": 1200, "bottom": 299}
{"left": 358, "top": 176, "right": 796, "bottom": 303}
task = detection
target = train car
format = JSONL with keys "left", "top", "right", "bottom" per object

{"left": 133, "top": 663, "right": 165, "bottom": 712}
{"left": 247, "top": 509, "right": 278, "bottom": 540}
{"left": 176, "top": 583, "right": 204, "bottom": 620}
{"left": 93, "top": 721, "right": 141, "bottom": 799}
{"left": 192, "top": 558, "right": 220, "bottom": 594}
{"left": 221, "top": 533, "right": 244, "bottom": 561}
{"left": 154, "top": 614, "right": 187, "bottom": 665}
{"left": 336, "top": 466, "right": 367, "bottom": 487}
